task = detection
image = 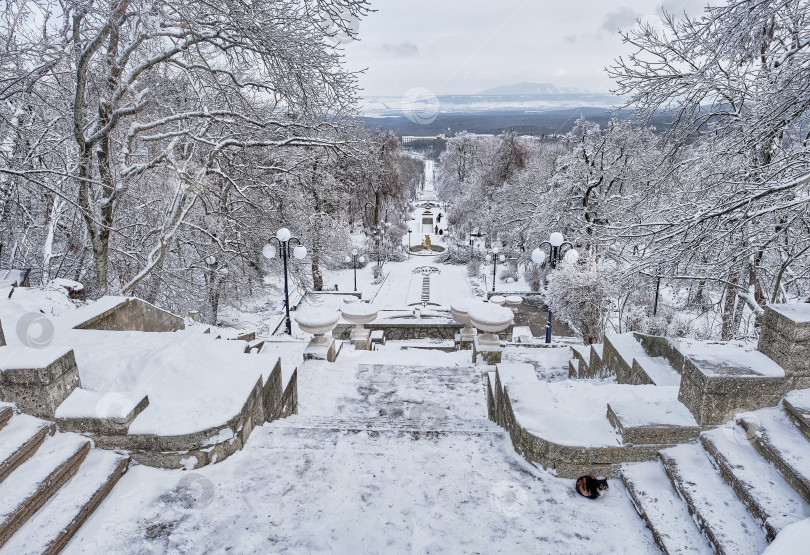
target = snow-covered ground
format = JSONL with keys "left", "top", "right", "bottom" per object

{"left": 64, "top": 349, "right": 659, "bottom": 554}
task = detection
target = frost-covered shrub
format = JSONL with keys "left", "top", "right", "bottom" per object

{"left": 526, "top": 264, "right": 543, "bottom": 292}
{"left": 387, "top": 250, "right": 408, "bottom": 263}
{"left": 499, "top": 266, "right": 519, "bottom": 283}
{"left": 546, "top": 257, "right": 615, "bottom": 345}
{"left": 436, "top": 246, "right": 472, "bottom": 265}
{"left": 372, "top": 265, "right": 383, "bottom": 280}
{"left": 467, "top": 257, "right": 481, "bottom": 277}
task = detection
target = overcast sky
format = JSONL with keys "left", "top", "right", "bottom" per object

{"left": 343, "top": 0, "right": 707, "bottom": 96}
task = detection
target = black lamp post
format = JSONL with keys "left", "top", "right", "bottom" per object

{"left": 532, "top": 232, "right": 578, "bottom": 344}
{"left": 485, "top": 247, "right": 506, "bottom": 292}
{"left": 262, "top": 228, "right": 307, "bottom": 335}
{"left": 408, "top": 227, "right": 412, "bottom": 258}
{"left": 344, "top": 249, "right": 365, "bottom": 292}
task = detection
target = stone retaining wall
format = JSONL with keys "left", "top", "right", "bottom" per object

{"left": 0, "top": 349, "right": 81, "bottom": 418}
{"left": 758, "top": 305, "right": 810, "bottom": 389}
{"left": 74, "top": 298, "right": 184, "bottom": 333}
{"left": 87, "top": 358, "right": 296, "bottom": 469}
{"left": 488, "top": 367, "right": 664, "bottom": 478}
{"left": 333, "top": 321, "right": 463, "bottom": 341}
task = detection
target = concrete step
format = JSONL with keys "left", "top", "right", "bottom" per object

{"left": 783, "top": 389, "right": 810, "bottom": 442}
{"left": 54, "top": 388, "right": 149, "bottom": 434}
{"left": 738, "top": 407, "right": 810, "bottom": 505}
{"left": 0, "top": 405, "right": 11, "bottom": 431}
{"left": 0, "top": 450, "right": 130, "bottom": 555}
{"left": 633, "top": 356, "right": 681, "bottom": 387}
{"left": 607, "top": 397, "right": 699, "bottom": 445}
{"left": 589, "top": 344, "right": 604, "bottom": 377}
{"left": 603, "top": 333, "right": 647, "bottom": 383}
{"left": 0, "top": 433, "right": 90, "bottom": 548}
{"left": 0, "top": 413, "right": 54, "bottom": 484}
{"left": 700, "top": 426, "right": 809, "bottom": 541}
{"left": 659, "top": 443, "right": 768, "bottom": 555}
{"left": 268, "top": 414, "right": 496, "bottom": 436}
{"left": 621, "top": 461, "right": 712, "bottom": 555}
{"left": 570, "top": 345, "right": 590, "bottom": 377}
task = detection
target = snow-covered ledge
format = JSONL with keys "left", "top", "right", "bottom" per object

{"left": 340, "top": 303, "right": 379, "bottom": 350}
{"left": 469, "top": 304, "right": 513, "bottom": 364}
{"left": 296, "top": 309, "right": 341, "bottom": 362}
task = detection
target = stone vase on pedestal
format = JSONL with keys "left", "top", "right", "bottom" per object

{"left": 469, "top": 304, "right": 514, "bottom": 365}
{"left": 296, "top": 309, "right": 341, "bottom": 362}
{"left": 450, "top": 298, "right": 482, "bottom": 350}
{"left": 340, "top": 303, "right": 379, "bottom": 351}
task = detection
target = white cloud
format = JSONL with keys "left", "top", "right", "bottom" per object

{"left": 601, "top": 7, "right": 642, "bottom": 33}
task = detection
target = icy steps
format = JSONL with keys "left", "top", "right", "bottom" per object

{"left": 0, "top": 412, "right": 54, "bottom": 483}
{"left": 0, "top": 449, "right": 129, "bottom": 555}
{"left": 621, "top": 461, "right": 713, "bottom": 555}
{"left": 738, "top": 407, "right": 810, "bottom": 505}
{"left": 700, "top": 426, "right": 808, "bottom": 540}
{"left": 783, "top": 388, "right": 810, "bottom": 442}
{"left": 268, "top": 414, "right": 498, "bottom": 437}
{"left": 0, "top": 409, "right": 130, "bottom": 552}
{"left": 623, "top": 398, "right": 810, "bottom": 554}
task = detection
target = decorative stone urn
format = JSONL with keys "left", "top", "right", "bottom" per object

{"left": 342, "top": 296, "right": 360, "bottom": 304}
{"left": 340, "top": 303, "right": 379, "bottom": 350}
{"left": 295, "top": 309, "right": 341, "bottom": 362}
{"left": 489, "top": 295, "right": 506, "bottom": 306}
{"left": 450, "top": 298, "right": 482, "bottom": 350}
{"left": 505, "top": 295, "right": 523, "bottom": 311}
{"left": 468, "top": 304, "right": 514, "bottom": 364}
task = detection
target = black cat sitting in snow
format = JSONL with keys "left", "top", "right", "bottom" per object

{"left": 575, "top": 476, "right": 608, "bottom": 499}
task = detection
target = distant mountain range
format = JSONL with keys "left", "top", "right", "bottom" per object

{"left": 476, "top": 82, "right": 592, "bottom": 96}
{"left": 360, "top": 82, "right": 622, "bottom": 118}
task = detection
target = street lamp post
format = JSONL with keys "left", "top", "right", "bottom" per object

{"left": 485, "top": 247, "right": 506, "bottom": 293}
{"left": 408, "top": 227, "right": 412, "bottom": 259}
{"left": 262, "top": 228, "right": 308, "bottom": 335}
{"left": 344, "top": 250, "right": 366, "bottom": 292}
{"left": 532, "top": 232, "right": 578, "bottom": 344}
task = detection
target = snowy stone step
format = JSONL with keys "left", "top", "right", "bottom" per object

{"left": 0, "top": 433, "right": 90, "bottom": 548}
{"left": 0, "top": 450, "right": 129, "bottom": 555}
{"left": 621, "top": 461, "right": 712, "bottom": 555}
{"left": 738, "top": 407, "right": 810, "bottom": 505}
{"left": 659, "top": 443, "right": 769, "bottom": 555}
{"left": 633, "top": 356, "right": 681, "bottom": 387}
{"left": 700, "top": 426, "right": 809, "bottom": 541}
{"left": 584, "top": 343, "right": 605, "bottom": 378}
{"left": 603, "top": 333, "right": 647, "bottom": 383}
{"left": 54, "top": 388, "right": 149, "bottom": 434}
{"left": 268, "top": 414, "right": 496, "bottom": 435}
{"left": 783, "top": 389, "right": 810, "bottom": 442}
{"left": 0, "top": 405, "right": 11, "bottom": 431}
{"left": 0, "top": 413, "right": 54, "bottom": 484}
{"left": 607, "top": 396, "right": 699, "bottom": 445}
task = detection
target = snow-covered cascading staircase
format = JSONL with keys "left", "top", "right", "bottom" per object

{"left": 563, "top": 305, "right": 810, "bottom": 552}
{"left": 0, "top": 403, "right": 129, "bottom": 555}
{"left": 621, "top": 392, "right": 810, "bottom": 554}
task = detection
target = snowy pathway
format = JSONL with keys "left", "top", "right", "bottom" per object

{"left": 66, "top": 350, "right": 658, "bottom": 554}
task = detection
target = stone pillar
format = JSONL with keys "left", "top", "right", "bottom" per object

{"left": 758, "top": 304, "right": 810, "bottom": 389}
